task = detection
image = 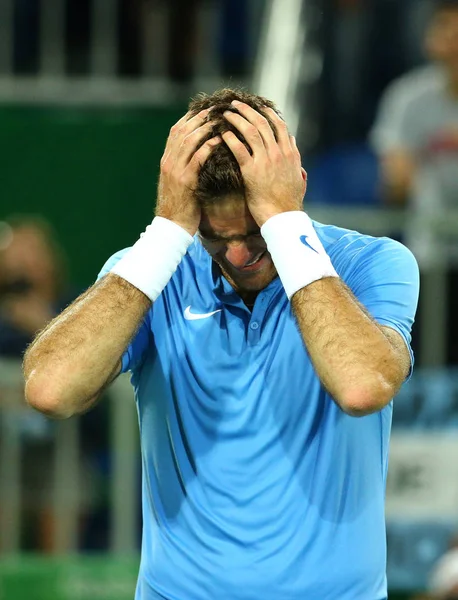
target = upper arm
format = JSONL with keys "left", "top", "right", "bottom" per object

{"left": 97, "top": 250, "right": 151, "bottom": 374}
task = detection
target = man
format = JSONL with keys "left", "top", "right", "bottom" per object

{"left": 370, "top": 0, "right": 458, "bottom": 264}
{"left": 24, "top": 88, "right": 419, "bottom": 599}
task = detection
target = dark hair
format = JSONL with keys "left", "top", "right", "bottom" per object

{"left": 188, "top": 88, "right": 282, "bottom": 206}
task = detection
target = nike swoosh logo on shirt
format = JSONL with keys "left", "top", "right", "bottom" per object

{"left": 184, "top": 306, "right": 222, "bottom": 321}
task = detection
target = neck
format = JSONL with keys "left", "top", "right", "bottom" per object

{"left": 218, "top": 265, "right": 259, "bottom": 308}
{"left": 239, "top": 291, "right": 258, "bottom": 310}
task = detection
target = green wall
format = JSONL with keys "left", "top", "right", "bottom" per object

{"left": 0, "top": 106, "right": 185, "bottom": 288}
{"left": 0, "top": 556, "right": 420, "bottom": 599}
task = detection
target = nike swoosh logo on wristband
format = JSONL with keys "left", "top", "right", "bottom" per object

{"left": 300, "top": 235, "right": 319, "bottom": 254}
{"left": 184, "top": 306, "right": 222, "bottom": 321}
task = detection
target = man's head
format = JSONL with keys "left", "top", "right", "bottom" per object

{"left": 0, "top": 215, "right": 66, "bottom": 299}
{"left": 187, "top": 88, "right": 288, "bottom": 299}
{"left": 426, "top": 0, "right": 458, "bottom": 69}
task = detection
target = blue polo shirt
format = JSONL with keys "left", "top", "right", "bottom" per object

{"left": 98, "top": 221, "right": 419, "bottom": 600}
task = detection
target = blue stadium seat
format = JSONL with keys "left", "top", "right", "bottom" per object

{"left": 307, "top": 143, "right": 382, "bottom": 206}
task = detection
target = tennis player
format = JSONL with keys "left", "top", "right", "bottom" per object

{"left": 24, "top": 88, "right": 419, "bottom": 600}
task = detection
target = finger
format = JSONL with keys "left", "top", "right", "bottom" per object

{"left": 221, "top": 130, "right": 252, "bottom": 167}
{"left": 188, "top": 136, "right": 222, "bottom": 171}
{"left": 223, "top": 111, "right": 265, "bottom": 156}
{"left": 168, "top": 109, "right": 211, "bottom": 147}
{"left": 172, "top": 111, "right": 192, "bottom": 130}
{"left": 263, "top": 107, "right": 292, "bottom": 153}
{"left": 177, "top": 122, "right": 215, "bottom": 165}
{"left": 230, "top": 101, "right": 277, "bottom": 152}
{"left": 162, "top": 109, "right": 211, "bottom": 168}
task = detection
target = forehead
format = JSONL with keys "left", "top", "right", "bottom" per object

{"left": 200, "top": 197, "right": 258, "bottom": 235}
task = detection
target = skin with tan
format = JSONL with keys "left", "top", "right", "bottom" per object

{"left": 23, "top": 101, "right": 410, "bottom": 419}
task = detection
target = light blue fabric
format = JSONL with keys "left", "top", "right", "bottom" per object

{"left": 98, "top": 221, "right": 419, "bottom": 600}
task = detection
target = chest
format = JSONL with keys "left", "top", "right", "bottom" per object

{"left": 145, "top": 284, "right": 322, "bottom": 433}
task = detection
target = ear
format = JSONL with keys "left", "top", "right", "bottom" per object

{"left": 301, "top": 168, "right": 308, "bottom": 196}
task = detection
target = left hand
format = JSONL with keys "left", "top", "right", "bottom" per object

{"left": 222, "top": 101, "right": 306, "bottom": 227}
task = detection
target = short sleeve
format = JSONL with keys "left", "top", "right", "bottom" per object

{"left": 347, "top": 238, "right": 420, "bottom": 379}
{"left": 97, "top": 250, "right": 151, "bottom": 374}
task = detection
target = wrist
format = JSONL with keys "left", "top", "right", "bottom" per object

{"left": 261, "top": 211, "right": 338, "bottom": 299}
{"left": 110, "top": 217, "right": 194, "bottom": 302}
{"left": 250, "top": 205, "right": 304, "bottom": 228}
{"left": 155, "top": 209, "right": 198, "bottom": 237}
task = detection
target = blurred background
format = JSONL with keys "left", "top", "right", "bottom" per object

{"left": 1, "top": 0, "right": 458, "bottom": 598}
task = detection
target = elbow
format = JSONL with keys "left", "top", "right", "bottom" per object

{"left": 24, "top": 373, "right": 73, "bottom": 419}
{"left": 339, "top": 379, "right": 394, "bottom": 418}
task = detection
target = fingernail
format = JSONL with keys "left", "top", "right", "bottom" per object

{"left": 231, "top": 100, "right": 240, "bottom": 105}
{"left": 223, "top": 111, "right": 232, "bottom": 117}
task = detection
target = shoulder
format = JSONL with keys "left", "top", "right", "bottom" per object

{"left": 314, "top": 221, "right": 419, "bottom": 284}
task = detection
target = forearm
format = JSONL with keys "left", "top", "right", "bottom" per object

{"left": 24, "top": 274, "right": 151, "bottom": 418}
{"left": 291, "top": 278, "right": 403, "bottom": 416}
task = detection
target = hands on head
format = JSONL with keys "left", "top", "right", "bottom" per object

{"left": 155, "top": 99, "right": 307, "bottom": 236}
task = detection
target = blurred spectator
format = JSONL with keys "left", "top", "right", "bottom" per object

{"left": 0, "top": 216, "right": 115, "bottom": 551}
{"left": 0, "top": 216, "right": 73, "bottom": 550}
{"left": 370, "top": 0, "right": 458, "bottom": 265}
{"left": 0, "top": 215, "right": 71, "bottom": 357}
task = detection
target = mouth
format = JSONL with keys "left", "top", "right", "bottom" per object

{"left": 237, "top": 251, "right": 268, "bottom": 273}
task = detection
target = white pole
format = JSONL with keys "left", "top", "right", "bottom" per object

{"left": 253, "top": 0, "right": 304, "bottom": 134}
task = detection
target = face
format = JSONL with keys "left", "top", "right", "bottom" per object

{"left": 426, "top": 8, "right": 458, "bottom": 68}
{"left": 1, "top": 226, "right": 56, "bottom": 287}
{"left": 199, "top": 196, "right": 278, "bottom": 295}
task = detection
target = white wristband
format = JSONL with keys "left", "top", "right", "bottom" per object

{"left": 260, "top": 211, "right": 338, "bottom": 299}
{"left": 110, "top": 217, "right": 194, "bottom": 302}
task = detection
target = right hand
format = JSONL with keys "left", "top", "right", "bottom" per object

{"left": 155, "top": 109, "right": 221, "bottom": 236}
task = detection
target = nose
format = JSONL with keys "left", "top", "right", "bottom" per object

{"left": 225, "top": 240, "right": 252, "bottom": 269}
